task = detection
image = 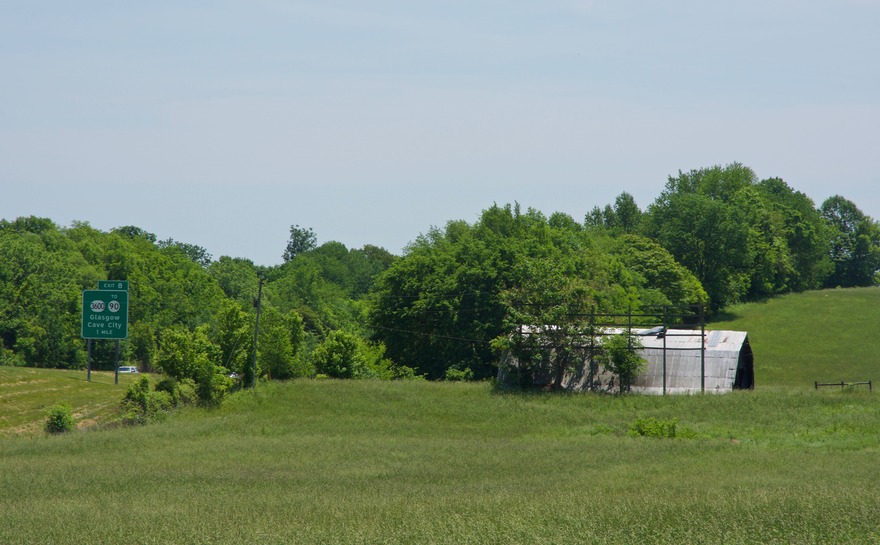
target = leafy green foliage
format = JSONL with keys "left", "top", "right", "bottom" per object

{"left": 120, "top": 375, "right": 174, "bottom": 425}
{"left": 585, "top": 191, "right": 642, "bottom": 233}
{"left": 821, "top": 195, "right": 880, "bottom": 288}
{"left": 598, "top": 334, "right": 647, "bottom": 393}
{"left": 0, "top": 220, "right": 88, "bottom": 369}
{"left": 604, "top": 234, "right": 708, "bottom": 309}
{"left": 627, "top": 416, "right": 678, "bottom": 438}
{"left": 282, "top": 224, "right": 317, "bottom": 262}
{"left": 637, "top": 163, "right": 855, "bottom": 310}
{"left": 312, "top": 330, "right": 366, "bottom": 378}
{"left": 154, "top": 327, "right": 230, "bottom": 404}
{"left": 373, "top": 204, "right": 703, "bottom": 382}
{"left": 154, "top": 376, "right": 198, "bottom": 407}
{"left": 444, "top": 366, "right": 474, "bottom": 381}
{"left": 44, "top": 403, "right": 75, "bottom": 434}
{"left": 211, "top": 300, "right": 253, "bottom": 377}
{"left": 157, "top": 238, "right": 212, "bottom": 267}
{"left": 257, "top": 306, "right": 309, "bottom": 380}
{"left": 641, "top": 186, "right": 751, "bottom": 310}
{"left": 2, "top": 162, "right": 878, "bottom": 386}
{"left": 207, "top": 256, "right": 260, "bottom": 307}
{"left": 494, "top": 257, "right": 600, "bottom": 390}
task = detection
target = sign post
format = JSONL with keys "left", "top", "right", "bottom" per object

{"left": 82, "top": 284, "right": 129, "bottom": 383}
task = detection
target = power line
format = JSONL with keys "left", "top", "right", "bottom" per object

{"left": 372, "top": 325, "right": 491, "bottom": 345}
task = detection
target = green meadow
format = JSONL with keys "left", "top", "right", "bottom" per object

{"left": 712, "top": 286, "right": 880, "bottom": 387}
{"left": 2, "top": 288, "right": 880, "bottom": 544}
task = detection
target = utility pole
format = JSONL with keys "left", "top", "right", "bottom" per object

{"left": 251, "top": 277, "right": 264, "bottom": 388}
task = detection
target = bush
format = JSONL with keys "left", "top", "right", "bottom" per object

{"left": 154, "top": 377, "right": 181, "bottom": 405}
{"left": 392, "top": 364, "right": 424, "bottom": 381}
{"left": 121, "top": 375, "right": 179, "bottom": 425}
{"left": 312, "top": 330, "right": 367, "bottom": 379}
{"left": 195, "top": 364, "right": 232, "bottom": 405}
{"left": 154, "top": 377, "right": 199, "bottom": 407}
{"left": 628, "top": 417, "right": 678, "bottom": 438}
{"left": 176, "top": 379, "right": 199, "bottom": 405}
{"left": 445, "top": 367, "right": 474, "bottom": 382}
{"left": 600, "top": 334, "right": 647, "bottom": 393}
{"left": 45, "top": 403, "right": 75, "bottom": 434}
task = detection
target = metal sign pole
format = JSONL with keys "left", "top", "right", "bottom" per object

{"left": 662, "top": 307, "right": 667, "bottom": 396}
{"left": 114, "top": 339, "right": 120, "bottom": 385}
{"left": 700, "top": 305, "right": 706, "bottom": 393}
{"left": 87, "top": 340, "right": 92, "bottom": 382}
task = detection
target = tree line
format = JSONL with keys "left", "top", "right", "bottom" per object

{"left": 1, "top": 163, "right": 878, "bottom": 392}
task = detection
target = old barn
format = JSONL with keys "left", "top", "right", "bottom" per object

{"left": 500, "top": 326, "right": 754, "bottom": 394}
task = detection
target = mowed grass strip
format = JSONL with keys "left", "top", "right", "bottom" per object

{"left": 0, "top": 367, "right": 141, "bottom": 435}
{"left": 2, "top": 379, "right": 879, "bottom": 544}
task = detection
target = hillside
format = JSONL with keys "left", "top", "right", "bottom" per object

{"left": 710, "top": 287, "right": 880, "bottom": 387}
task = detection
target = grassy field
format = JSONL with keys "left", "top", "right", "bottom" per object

{"left": 711, "top": 286, "right": 880, "bottom": 387}
{"left": 1, "top": 288, "right": 880, "bottom": 544}
{"left": 2, "top": 380, "right": 879, "bottom": 544}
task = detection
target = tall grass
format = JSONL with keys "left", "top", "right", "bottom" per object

{"left": 2, "top": 380, "right": 879, "bottom": 544}
{"left": 3, "top": 288, "right": 880, "bottom": 543}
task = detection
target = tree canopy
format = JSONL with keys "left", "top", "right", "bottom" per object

{"left": 369, "top": 204, "right": 706, "bottom": 381}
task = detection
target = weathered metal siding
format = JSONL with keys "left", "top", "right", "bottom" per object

{"left": 633, "top": 330, "right": 749, "bottom": 394}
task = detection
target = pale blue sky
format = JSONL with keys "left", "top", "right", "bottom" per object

{"left": 2, "top": 1, "right": 878, "bottom": 265}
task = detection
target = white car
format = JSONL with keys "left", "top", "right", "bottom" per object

{"left": 118, "top": 366, "right": 138, "bottom": 373}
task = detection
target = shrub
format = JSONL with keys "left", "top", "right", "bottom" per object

{"left": 45, "top": 403, "right": 75, "bottom": 434}
{"left": 150, "top": 390, "right": 174, "bottom": 414}
{"left": 445, "top": 367, "right": 474, "bottom": 382}
{"left": 195, "top": 362, "right": 232, "bottom": 405}
{"left": 312, "top": 330, "right": 367, "bottom": 379}
{"left": 177, "top": 379, "right": 199, "bottom": 405}
{"left": 1, "top": 345, "right": 25, "bottom": 367}
{"left": 628, "top": 417, "right": 678, "bottom": 438}
{"left": 121, "top": 375, "right": 179, "bottom": 424}
{"left": 392, "top": 364, "right": 424, "bottom": 380}
{"left": 154, "top": 377, "right": 181, "bottom": 405}
{"left": 599, "top": 334, "right": 647, "bottom": 393}
{"left": 154, "top": 376, "right": 198, "bottom": 407}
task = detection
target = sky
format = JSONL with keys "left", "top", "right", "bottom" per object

{"left": 2, "top": 1, "right": 878, "bottom": 266}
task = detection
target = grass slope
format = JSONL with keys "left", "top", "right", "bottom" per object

{"left": 710, "top": 287, "right": 880, "bottom": 387}
{"left": 0, "top": 368, "right": 142, "bottom": 436}
{"left": 2, "top": 379, "right": 879, "bottom": 544}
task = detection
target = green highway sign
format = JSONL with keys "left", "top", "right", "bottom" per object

{"left": 82, "top": 290, "right": 129, "bottom": 339}
{"left": 98, "top": 280, "right": 129, "bottom": 291}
